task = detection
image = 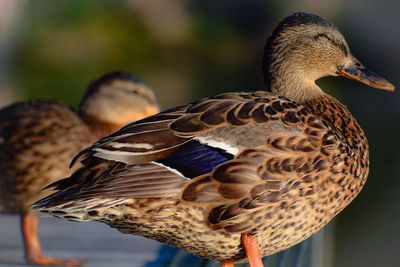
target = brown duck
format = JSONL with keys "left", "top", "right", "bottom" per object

{"left": 0, "top": 71, "right": 159, "bottom": 266}
{"left": 33, "top": 13, "right": 394, "bottom": 267}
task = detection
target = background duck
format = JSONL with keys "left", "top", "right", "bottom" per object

{"left": 33, "top": 13, "right": 394, "bottom": 267}
{"left": 0, "top": 71, "right": 159, "bottom": 266}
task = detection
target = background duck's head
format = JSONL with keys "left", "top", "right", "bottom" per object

{"left": 78, "top": 71, "right": 159, "bottom": 135}
{"left": 263, "top": 12, "right": 394, "bottom": 103}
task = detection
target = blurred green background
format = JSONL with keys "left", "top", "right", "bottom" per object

{"left": 0, "top": 1, "right": 399, "bottom": 267}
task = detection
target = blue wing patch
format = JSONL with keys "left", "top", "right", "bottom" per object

{"left": 156, "top": 140, "right": 233, "bottom": 179}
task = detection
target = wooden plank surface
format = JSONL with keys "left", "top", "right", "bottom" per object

{"left": 0, "top": 214, "right": 324, "bottom": 267}
{"left": 0, "top": 214, "right": 163, "bottom": 267}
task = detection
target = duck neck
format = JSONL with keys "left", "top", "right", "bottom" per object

{"left": 270, "top": 77, "right": 324, "bottom": 103}
{"left": 264, "top": 55, "right": 326, "bottom": 103}
{"left": 80, "top": 114, "right": 122, "bottom": 139}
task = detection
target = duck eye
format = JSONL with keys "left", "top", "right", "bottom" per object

{"left": 313, "top": 33, "right": 332, "bottom": 42}
{"left": 314, "top": 33, "right": 348, "bottom": 56}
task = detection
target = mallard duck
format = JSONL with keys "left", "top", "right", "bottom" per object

{"left": 0, "top": 71, "right": 159, "bottom": 266}
{"left": 33, "top": 13, "right": 394, "bottom": 267}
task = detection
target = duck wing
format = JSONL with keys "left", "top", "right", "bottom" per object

{"left": 37, "top": 92, "right": 339, "bottom": 224}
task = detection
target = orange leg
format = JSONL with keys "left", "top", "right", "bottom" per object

{"left": 241, "top": 234, "right": 264, "bottom": 267}
{"left": 21, "top": 213, "right": 84, "bottom": 266}
{"left": 220, "top": 262, "right": 234, "bottom": 267}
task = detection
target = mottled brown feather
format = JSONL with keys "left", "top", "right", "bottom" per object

{"left": 0, "top": 100, "right": 94, "bottom": 213}
{"left": 33, "top": 90, "right": 368, "bottom": 262}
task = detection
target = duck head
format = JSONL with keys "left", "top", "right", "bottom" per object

{"left": 78, "top": 71, "right": 159, "bottom": 134}
{"left": 263, "top": 12, "right": 395, "bottom": 103}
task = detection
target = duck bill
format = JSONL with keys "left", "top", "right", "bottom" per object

{"left": 145, "top": 105, "right": 160, "bottom": 117}
{"left": 337, "top": 59, "right": 395, "bottom": 91}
